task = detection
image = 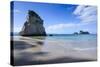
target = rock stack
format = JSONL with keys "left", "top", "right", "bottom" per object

{"left": 19, "top": 10, "right": 46, "bottom": 36}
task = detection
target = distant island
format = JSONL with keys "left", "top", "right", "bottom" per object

{"left": 47, "top": 30, "right": 90, "bottom": 36}
{"left": 74, "top": 30, "right": 90, "bottom": 35}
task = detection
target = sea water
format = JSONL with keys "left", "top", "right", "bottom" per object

{"left": 30, "top": 34, "right": 97, "bottom": 49}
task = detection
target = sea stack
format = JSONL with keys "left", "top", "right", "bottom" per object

{"left": 19, "top": 10, "right": 46, "bottom": 36}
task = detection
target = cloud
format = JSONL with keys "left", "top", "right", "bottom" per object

{"left": 46, "top": 5, "right": 97, "bottom": 33}
{"left": 73, "top": 6, "right": 85, "bottom": 15}
{"left": 46, "top": 23, "right": 75, "bottom": 31}
{"left": 46, "top": 22, "right": 89, "bottom": 32}
{"left": 73, "top": 5, "right": 97, "bottom": 23}
{"left": 14, "top": 9, "right": 21, "bottom": 13}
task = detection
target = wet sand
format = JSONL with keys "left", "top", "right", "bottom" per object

{"left": 11, "top": 36, "right": 97, "bottom": 66}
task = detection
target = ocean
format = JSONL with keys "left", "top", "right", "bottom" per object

{"left": 13, "top": 34, "right": 97, "bottom": 51}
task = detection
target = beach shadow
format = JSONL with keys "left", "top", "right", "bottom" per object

{"left": 33, "top": 36, "right": 46, "bottom": 45}
{"left": 12, "top": 41, "right": 37, "bottom": 50}
{"left": 32, "top": 52, "right": 48, "bottom": 56}
{"left": 36, "top": 41, "right": 44, "bottom": 45}
{"left": 13, "top": 53, "right": 96, "bottom": 66}
{"left": 13, "top": 51, "right": 49, "bottom": 66}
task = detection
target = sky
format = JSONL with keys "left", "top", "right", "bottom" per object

{"left": 11, "top": 1, "right": 97, "bottom": 34}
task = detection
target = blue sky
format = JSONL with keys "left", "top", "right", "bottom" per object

{"left": 12, "top": 1, "right": 97, "bottom": 34}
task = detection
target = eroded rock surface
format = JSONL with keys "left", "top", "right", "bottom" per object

{"left": 20, "top": 10, "right": 46, "bottom": 36}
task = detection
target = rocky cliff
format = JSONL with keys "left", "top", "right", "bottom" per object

{"left": 19, "top": 10, "right": 46, "bottom": 36}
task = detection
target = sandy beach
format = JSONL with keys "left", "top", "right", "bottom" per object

{"left": 11, "top": 36, "right": 97, "bottom": 66}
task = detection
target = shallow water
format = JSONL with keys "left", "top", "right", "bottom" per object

{"left": 31, "top": 34, "right": 97, "bottom": 49}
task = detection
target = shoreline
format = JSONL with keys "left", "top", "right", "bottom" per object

{"left": 11, "top": 36, "right": 97, "bottom": 66}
